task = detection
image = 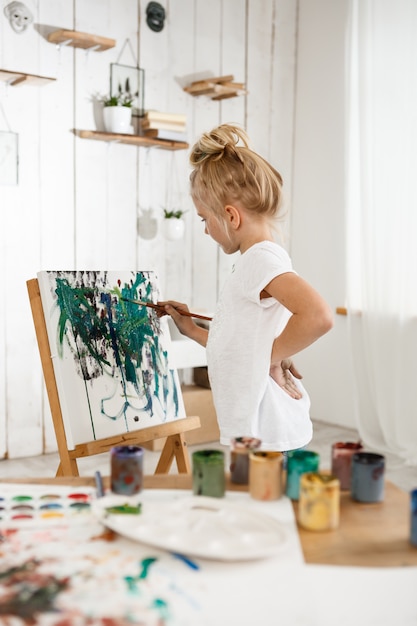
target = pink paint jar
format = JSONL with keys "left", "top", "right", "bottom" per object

{"left": 230, "top": 437, "right": 262, "bottom": 484}
{"left": 331, "top": 441, "right": 363, "bottom": 490}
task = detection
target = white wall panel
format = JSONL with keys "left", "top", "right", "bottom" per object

{"left": 291, "top": 0, "right": 355, "bottom": 428}
{"left": 0, "top": 0, "right": 300, "bottom": 459}
{"left": 190, "top": 0, "right": 223, "bottom": 312}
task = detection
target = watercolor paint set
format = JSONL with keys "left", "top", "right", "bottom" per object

{"left": 0, "top": 484, "right": 97, "bottom": 527}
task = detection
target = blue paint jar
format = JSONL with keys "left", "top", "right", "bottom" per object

{"left": 111, "top": 445, "right": 144, "bottom": 495}
{"left": 350, "top": 452, "right": 385, "bottom": 503}
{"left": 285, "top": 450, "right": 320, "bottom": 501}
{"left": 410, "top": 488, "right": 417, "bottom": 547}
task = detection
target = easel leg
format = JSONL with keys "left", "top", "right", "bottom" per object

{"left": 172, "top": 433, "right": 191, "bottom": 473}
{"left": 55, "top": 457, "right": 79, "bottom": 477}
{"left": 155, "top": 433, "right": 191, "bottom": 474}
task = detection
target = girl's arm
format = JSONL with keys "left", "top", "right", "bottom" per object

{"left": 265, "top": 272, "right": 333, "bottom": 399}
{"left": 158, "top": 300, "right": 209, "bottom": 347}
{"left": 265, "top": 272, "right": 334, "bottom": 364}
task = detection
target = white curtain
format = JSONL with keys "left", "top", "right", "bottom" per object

{"left": 346, "top": 0, "right": 417, "bottom": 464}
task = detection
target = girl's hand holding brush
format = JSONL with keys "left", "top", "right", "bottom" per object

{"left": 159, "top": 300, "right": 209, "bottom": 347}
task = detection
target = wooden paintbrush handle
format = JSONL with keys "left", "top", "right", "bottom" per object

{"left": 122, "top": 298, "right": 212, "bottom": 321}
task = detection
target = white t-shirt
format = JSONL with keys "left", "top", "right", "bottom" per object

{"left": 206, "top": 241, "right": 312, "bottom": 450}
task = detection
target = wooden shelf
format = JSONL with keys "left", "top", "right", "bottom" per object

{"left": 0, "top": 68, "right": 56, "bottom": 87}
{"left": 74, "top": 130, "right": 189, "bottom": 151}
{"left": 47, "top": 29, "right": 116, "bottom": 52}
{"left": 183, "top": 74, "right": 247, "bottom": 100}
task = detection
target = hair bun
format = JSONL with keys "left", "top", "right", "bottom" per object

{"left": 190, "top": 124, "right": 249, "bottom": 165}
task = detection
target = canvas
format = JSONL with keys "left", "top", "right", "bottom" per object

{"left": 37, "top": 270, "right": 185, "bottom": 450}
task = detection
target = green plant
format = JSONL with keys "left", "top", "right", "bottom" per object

{"left": 103, "top": 78, "right": 135, "bottom": 107}
{"left": 163, "top": 209, "right": 186, "bottom": 219}
{"left": 103, "top": 93, "right": 134, "bottom": 108}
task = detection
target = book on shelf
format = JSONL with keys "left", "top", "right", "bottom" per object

{"left": 141, "top": 119, "right": 186, "bottom": 132}
{"left": 143, "top": 128, "right": 188, "bottom": 142}
{"left": 145, "top": 110, "right": 187, "bottom": 124}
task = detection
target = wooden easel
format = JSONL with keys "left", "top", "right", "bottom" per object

{"left": 27, "top": 278, "right": 201, "bottom": 477}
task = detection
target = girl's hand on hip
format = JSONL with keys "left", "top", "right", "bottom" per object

{"left": 270, "top": 359, "right": 303, "bottom": 400}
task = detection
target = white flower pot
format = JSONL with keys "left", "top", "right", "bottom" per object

{"left": 103, "top": 106, "right": 132, "bottom": 134}
{"left": 164, "top": 218, "right": 185, "bottom": 241}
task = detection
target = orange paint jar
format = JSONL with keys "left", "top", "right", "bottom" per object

{"left": 249, "top": 451, "right": 283, "bottom": 501}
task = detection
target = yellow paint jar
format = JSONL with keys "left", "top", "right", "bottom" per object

{"left": 298, "top": 472, "right": 340, "bottom": 531}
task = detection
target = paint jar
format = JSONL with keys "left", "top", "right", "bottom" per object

{"left": 410, "top": 489, "right": 417, "bottom": 547}
{"left": 249, "top": 451, "right": 283, "bottom": 501}
{"left": 298, "top": 472, "right": 340, "bottom": 531}
{"left": 110, "top": 445, "right": 144, "bottom": 495}
{"left": 230, "top": 437, "right": 262, "bottom": 484}
{"left": 331, "top": 441, "right": 363, "bottom": 490}
{"left": 192, "top": 449, "right": 225, "bottom": 498}
{"left": 285, "top": 450, "right": 320, "bottom": 501}
{"left": 351, "top": 452, "right": 385, "bottom": 503}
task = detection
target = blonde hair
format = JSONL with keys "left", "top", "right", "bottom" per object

{"left": 189, "top": 124, "right": 283, "bottom": 221}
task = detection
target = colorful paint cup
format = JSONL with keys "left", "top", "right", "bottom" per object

{"left": 351, "top": 452, "right": 385, "bottom": 503}
{"left": 331, "top": 441, "right": 363, "bottom": 490}
{"left": 285, "top": 450, "right": 320, "bottom": 501}
{"left": 410, "top": 489, "right": 417, "bottom": 547}
{"left": 249, "top": 451, "right": 283, "bottom": 501}
{"left": 298, "top": 472, "right": 340, "bottom": 531}
{"left": 192, "top": 449, "right": 225, "bottom": 498}
{"left": 230, "top": 437, "right": 262, "bottom": 484}
{"left": 110, "top": 445, "right": 144, "bottom": 496}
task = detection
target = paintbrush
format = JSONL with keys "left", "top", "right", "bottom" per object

{"left": 121, "top": 298, "right": 212, "bottom": 321}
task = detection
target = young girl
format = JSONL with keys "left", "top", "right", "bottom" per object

{"left": 160, "top": 124, "right": 333, "bottom": 451}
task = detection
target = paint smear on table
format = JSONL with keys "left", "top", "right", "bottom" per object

{"left": 0, "top": 484, "right": 202, "bottom": 625}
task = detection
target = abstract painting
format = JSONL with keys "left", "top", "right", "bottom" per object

{"left": 37, "top": 271, "right": 185, "bottom": 449}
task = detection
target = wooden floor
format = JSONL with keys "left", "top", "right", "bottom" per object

{"left": 1, "top": 420, "right": 416, "bottom": 492}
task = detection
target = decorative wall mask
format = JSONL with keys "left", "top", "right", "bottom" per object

{"left": 4, "top": 1, "right": 33, "bottom": 34}
{"left": 146, "top": 2, "right": 165, "bottom": 32}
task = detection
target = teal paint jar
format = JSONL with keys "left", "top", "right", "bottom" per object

{"left": 285, "top": 450, "right": 320, "bottom": 501}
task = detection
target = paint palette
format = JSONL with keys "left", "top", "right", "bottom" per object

{"left": 93, "top": 494, "right": 290, "bottom": 561}
{"left": 0, "top": 484, "right": 96, "bottom": 527}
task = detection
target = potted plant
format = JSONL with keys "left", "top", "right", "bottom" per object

{"left": 102, "top": 86, "right": 134, "bottom": 134}
{"left": 163, "top": 208, "right": 186, "bottom": 240}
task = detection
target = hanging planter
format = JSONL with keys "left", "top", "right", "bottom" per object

{"left": 137, "top": 208, "right": 158, "bottom": 240}
{"left": 163, "top": 209, "right": 186, "bottom": 240}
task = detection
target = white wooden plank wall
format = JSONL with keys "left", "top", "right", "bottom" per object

{"left": 0, "top": 0, "right": 297, "bottom": 459}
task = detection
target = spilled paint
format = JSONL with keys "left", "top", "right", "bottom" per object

{"left": 152, "top": 597, "right": 170, "bottom": 621}
{"left": 105, "top": 503, "right": 142, "bottom": 515}
{"left": 125, "top": 557, "right": 158, "bottom": 592}
{"left": 0, "top": 559, "right": 69, "bottom": 623}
